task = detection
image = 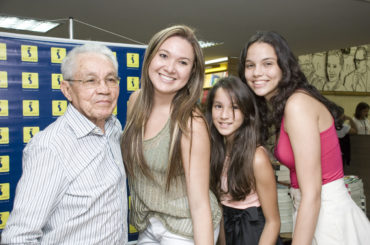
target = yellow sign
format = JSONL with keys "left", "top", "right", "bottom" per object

{"left": 0, "top": 43, "right": 6, "bottom": 60}
{"left": 0, "top": 100, "right": 8, "bottom": 116}
{"left": 23, "top": 127, "right": 39, "bottom": 143}
{"left": 127, "top": 76, "right": 140, "bottom": 91}
{"left": 0, "top": 211, "right": 10, "bottom": 229}
{"left": 0, "top": 155, "right": 10, "bottom": 173}
{"left": 51, "top": 73, "right": 63, "bottom": 90}
{"left": 0, "top": 183, "right": 10, "bottom": 200}
{"left": 127, "top": 53, "right": 139, "bottom": 68}
{"left": 129, "top": 196, "right": 138, "bottom": 233}
{"left": 22, "top": 72, "right": 39, "bottom": 89}
{"left": 113, "top": 105, "right": 117, "bottom": 116}
{"left": 23, "top": 100, "right": 39, "bottom": 117}
{"left": 52, "top": 100, "right": 67, "bottom": 116}
{"left": 0, "top": 71, "right": 8, "bottom": 88}
{"left": 50, "top": 47, "right": 66, "bottom": 63}
{"left": 0, "top": 127, "right": 9, "bottom": 144}
{"left": 203, "top": 71, "right": 227, "bottom": 88}
{"left": 205, "top": 62, "right": 228, "bottom": 74}
{"left": 21, "top": 45, "right": 38, "bottom": 62}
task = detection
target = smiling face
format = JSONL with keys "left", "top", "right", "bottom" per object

{"left": 326, "top": 54, "right": 341, "bottom": 82}
{"left": 148, "top": 36, "right": 194, "bottom": 98}
{"left": 244, "top": 42, "right": 283, "bottom": 100}
{"left": 60, "top": 53, "right": 119, "bottom": 130}
{"left": 212, "top": 88, "right": 244, "bottom": 142}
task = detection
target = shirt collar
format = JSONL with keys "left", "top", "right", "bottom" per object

{"left": 64, "top": 104, "right": 115, "bottom": 138}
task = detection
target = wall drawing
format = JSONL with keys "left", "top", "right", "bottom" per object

{"left": 299, "top": 44, "right": 370, "bottom": 93}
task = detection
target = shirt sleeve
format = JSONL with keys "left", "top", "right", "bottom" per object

{"left": 341, "top": 124, "right": 351, "bottom": 135}
{"left": 1, "top": 142, "right": 67, "bottom": 244}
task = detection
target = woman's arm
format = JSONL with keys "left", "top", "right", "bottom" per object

{"left": 284, "top": 93, "right": 323, "bottom": 245}
{"left": 181, "top": 114, "right": 214, "bottom": 245}
{"left": 254, "top": 146, "right": 281, "bottom": 245}
{"left": 344, "top": 115, "right": 357, "bottom": 135}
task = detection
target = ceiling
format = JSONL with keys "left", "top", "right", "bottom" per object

{"left": 1, "top": 0, "right": 370, "bottom": 61}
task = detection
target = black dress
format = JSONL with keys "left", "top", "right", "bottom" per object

{"left": 222, "top": 205, "right": 283, "bottom": 245}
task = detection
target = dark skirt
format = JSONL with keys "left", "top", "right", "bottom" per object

{"left": 222, "top": 205, "right": 283, "bottom": 245}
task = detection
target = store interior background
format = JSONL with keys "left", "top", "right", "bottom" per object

{"left": 1, "top": 0, "right": 370, "bottom": 218}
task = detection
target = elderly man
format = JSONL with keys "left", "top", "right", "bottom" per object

{"left": 1, "top": 43, "right": 127, "bottom": 244}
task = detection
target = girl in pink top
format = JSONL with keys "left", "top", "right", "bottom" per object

{"left": 239, "top": 31, "right": 370, "bottom": 245}
{"left": 205, "top": 76, "right": 282, "bottom": 245}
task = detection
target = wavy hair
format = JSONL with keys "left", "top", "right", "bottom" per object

{"left": 121, "top": 25, "right": 205, "bottom": 189}
{"left": 205, "top": 76, "right": 260, "bottom": 201}
{"left": 238, "top": 31, "right": 339, "bottom": 139}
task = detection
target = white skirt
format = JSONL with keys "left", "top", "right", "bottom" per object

{"left": 290, "top": 178, "right": 370, "bottom": 245}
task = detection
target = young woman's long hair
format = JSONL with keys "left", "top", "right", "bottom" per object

{"left": 121, "top": 25, "right": 205, "bottom": 189}
{"left": 205, "top": 76, "right": 261, "bottom": 201}
{"left": 238, "top": 31, "right": 339, "bottom": 141}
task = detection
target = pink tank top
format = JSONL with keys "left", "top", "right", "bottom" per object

{"left": 220, "top": 164, "right": 261, "bottom": 209}
{"left": 275, "top": 118, "right": 344, "bottom": 189}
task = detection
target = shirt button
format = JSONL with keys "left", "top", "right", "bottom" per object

{"left": 93, "top": 128, "right": 102, "bottom": 134}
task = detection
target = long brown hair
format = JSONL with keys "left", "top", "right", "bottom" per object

{"left": 121, "top": 25, "right": 205, "bottom": 189}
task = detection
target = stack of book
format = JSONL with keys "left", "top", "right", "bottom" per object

{"left": 275, "top": 163, "right": 293, "bottom": 233}
{"left": 344, "top": 175, "right": 366, "bottom": 213}
{"left": 275, "top": 164, "right": 290, "bottom": 183}
{"left": 277, "top": 184, "right": 294, "bottom": 233}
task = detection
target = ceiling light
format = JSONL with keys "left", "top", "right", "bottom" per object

{"left": 205, "top": 57, "right": 228, "bottom": 65}
{"left": 199, "top": 40, "right": 223, "bottom": 49}
{"left": 0, "top": 15, "right": 60, "bottom": 33}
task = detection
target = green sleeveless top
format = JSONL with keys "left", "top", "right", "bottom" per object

{"left": 129, "top": 120, "right": 221, "bottom": 238}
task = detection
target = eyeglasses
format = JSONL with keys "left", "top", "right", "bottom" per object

{"left": 66, "top": 76, "right": 120, "bottom": 89}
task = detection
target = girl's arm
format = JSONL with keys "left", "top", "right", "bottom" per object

{"left": 284, "top": 93, "right": 323, "bottom": 245}
{"left": 181, "top": 114, "right": 214, "bottom": 245}
{"left": 216, "top": 214, "right": 226, "bottom": 245}
{"left": 254, "top": 146, "right": 281, "bottom": 245}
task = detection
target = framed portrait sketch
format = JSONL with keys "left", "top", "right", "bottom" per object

{"left": 298, "top": 44, "right": 370, "bottom": 95}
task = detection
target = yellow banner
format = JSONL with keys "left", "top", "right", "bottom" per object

{"left": 21, "top": 45, "right": 38, "bottom": 62}
{"left": 127, "top": 77, "right": 140, "bottom": 91}
{"left": 0, "top": 155, "right": 10, "bottom": 173}
{"left": 22, "top": 72, "right": 39, "bottom": 89}
{"left": 0, "top": 100, "right": 8, "bottom": 116}
{"left": 23, "top": 100, "right": 40, "bottom": 117}
{"left": 50, "top": 47, "right": 66, "bottom": 63}
{"left": 52, "top": 100, "right": 67, "bottom": 116}
{"left": 23, "top": 127, "right": 40, "bottom": 143}
{"left": 0, "top": 127, "right": 9, "bottom": 144}
{"left": 127, "top": 53, "right": 139, "bottom": 68}
{"left": 0, "top": 71, "right": 8, "bottom": 88}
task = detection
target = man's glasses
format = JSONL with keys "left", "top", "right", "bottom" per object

{"left": 67, "top": 76, "right": 120, "bottom": 89}
{"left": 354, "top": 58, "right": 366, "bottom": 64}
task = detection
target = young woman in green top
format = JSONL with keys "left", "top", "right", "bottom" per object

{"left": 121, "top": 25, "right": 221, "bottom": 245}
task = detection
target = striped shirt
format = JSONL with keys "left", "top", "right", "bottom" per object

{"left": 1, "top": 104, "right": 128, "bottom": 244}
